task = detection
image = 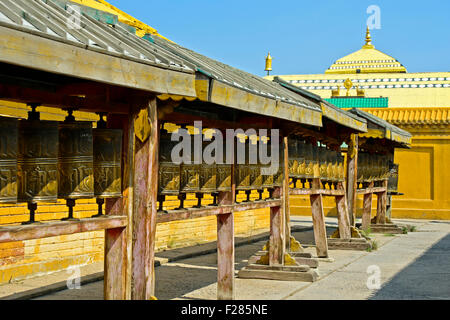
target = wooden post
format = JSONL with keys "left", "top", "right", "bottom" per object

{"left": 361, "top": 182, "right": 374, "bottom": 231}
{"left": 335, "top": 182, "right": 351, "bottom": 239}
{"left": 270, "top": 187, "right": 284, "bottom": 265}
{"left": 104, "top": 114, "right": 130, "bottom": 300}
{"left": 217, "top": 161, "right": 235, "bottom": 300}
{"left": 346, "top": 134, "right": 358, "bottom": 227}
{"left": 310, "top": 178, "right": 328, "bottom": 258}
{"left": 283, "top": 135, "right": 291, "bottom": 252}
{"left": 376, "top": 180, "right": 388, "bottom": 224}
{"left": 130, "top": 99, "right": 159, "bottom": 300}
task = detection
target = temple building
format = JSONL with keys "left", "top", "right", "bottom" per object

{"left": 267, "top": 27, "right": 450, "bottom": 220}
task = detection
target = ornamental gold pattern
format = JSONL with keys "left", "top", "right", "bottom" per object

{"left": 0, "top": 117, "right": 18, "bottom": 203}
{"left": 58, "top": 121, "right": 94, "bottom": 199}
{"left": 93, "top": 128, "right": 122, "bottom": 198}
{"left": 17, "top": 119, "right": 59, "bottom": 202}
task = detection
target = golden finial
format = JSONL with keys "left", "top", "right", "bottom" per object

{"left": 363, "top": 26, "right": 375, "bottom": 49}
{"left": 331, "top": 85, "right": 341, "bottom": 97}
{"left": 265, "top": 52, "right": 273, "bottom": 76}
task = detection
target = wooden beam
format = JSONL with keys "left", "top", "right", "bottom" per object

{"left": 346, "top": 134, "right": 358, "bottom": 227}
{"left": 310, "top": 179, "right": 328, "bottom": 258}
{"left": 0, "top": 216, "right": 127, "bottom": 243}
{"left": 289, "top": 188, "right": 346, "bottom": 196}
{"left": 357, "top": 186, "right": 388, "bottom": 195}
{"left": 0, "top": 26, "right": 196, "bottom": 97}
{"left": 283, "top": 135, "right": 291, "bottom": 252}
{"left": 362, "top": 187, "right": 373, "bottom": 232}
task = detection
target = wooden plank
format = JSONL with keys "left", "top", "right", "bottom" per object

{"left": 289, "top": 188, "right": 346, "bottom": 196}
{"left": 0, "top": 26, "right": 196, "bottom": 97}
{"left": 357, "top": 186, "right": 388, "bottom": 195}
{"left": 269, "top": 187, "right": 284, "bottom": 266}
{"left": 246, "top": 264, "right": 310, "bottom": 272}
{"left": 104, "top": 226, "right": 126, "bottom": 300}
{"left": 346, "top": 134, "right": 358, "bottom": 227}
{"left": 0, "top": 216, "right": 127, "bottom": 243}
{"left": 156, "top": 200, "right": 282, "bottom": 224}
{"left": 238, "top": 267, "right": 318, "bottom": 282}
{"left": 335, "top": 182, "right": 351, "bottom": 240}
{"left": 376, "top": 180, "right": 388, "bottom": 224}
{"left": 310, "top": 179, "right": 328, "bottom": 258}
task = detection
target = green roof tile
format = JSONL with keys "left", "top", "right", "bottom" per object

{"left": 325, "top": 97, "right": 389, "bottom": 109}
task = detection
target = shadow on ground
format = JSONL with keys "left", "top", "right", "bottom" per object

{"left": 369, "top": 233, "right": 450, "bottom": 300}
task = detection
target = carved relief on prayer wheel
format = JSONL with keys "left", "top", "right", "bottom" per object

{"left": 235, "top": 137, "right": 251, "bottom": 191}
{"left": 304, "top": 142, "right": 314, "bottom": 180}
{"left": 288, "top": 137, "right": 299, "bottom": 179}
{"left": 93, "top": 128, "right": 122, "bottom": 198}
{"left": 388, "top": 162, "right": 399, "bottom": 193}
{"left": 200, "top": 140, "right": 217, "bottom": 193}
{"left": 158, "top": 127, "right": 180, "bottom": 196}
{"left": 326, "top": 149, "right": 334, "bottom": 183}
{"left": 180, "top": 132, "right": 200, "bottom": 193}
{"left": 318, "top": 146, "right": 327, "bottom": 181}
{"left": 296, "top": 139, "right": 307, "bottom": 179}
{"left": 17, "top": 113, "right": 58, "bottom": 203}
{"left": 249, "top": 138, "right": 262, "bottom": 190}
{"left": 0, "top": 117, "right": 18, "bottom": 203}
{"left": 58, "top": 120, "right": 94, "bottom": 199}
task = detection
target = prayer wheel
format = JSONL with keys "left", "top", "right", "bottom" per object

{"left": 180, "top": 132, "right": 200, "bottom": 194}
{"left": 58, "top": 113, "right": 94, "bottom": 200}
{"left": 319, "top": 146, "right": 327, "bottom": 182}
{"left": 388, "top": 162, "right": 399, "bottom": 193}
{"left": 261, "top": 138, "right": 274, "bottom": 190}
{"left": 249, "top": 138, "right": 262, "bottom": 192}
{"left": 297, "top": 139, "right": 307, "bottom": 180}
{"left": 158, "top": 127, "right": 181, "bottom": 196}
{"left": 235, "top": 136, "right": 251, "bottom": 191}
{"left": 17, "top": 108, "right": 58, "bottom": 203}
{"left": 0, "top": 116, "right": 18, "bottom": 204}
{"left": 304, "top": 142, "right": 315, "bottom": 180}
{"left": 93, "top": 129, "right": 122, "bottom": 198}
{"left": 17, "top": 106, "right": 58, "bottom": 224}
{"left": 288, "top": 137, "right": 299, "bottom": 179}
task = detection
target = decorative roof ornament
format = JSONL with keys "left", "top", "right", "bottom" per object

{"left": 363, "top": 26, "right": 375, "bottom": 49}
{"left": 265, "top": 52, "right": 273, "bottom": 76}
{"left": 344, "top": 78, "right": 353, "bottom": 96}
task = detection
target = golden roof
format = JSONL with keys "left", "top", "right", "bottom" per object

{"left": 363, "top": 107, "right": 450, "bottom": 126}
{"left": 69, "top": 0, "right": 171, "bottom": 41}
{"left": 325, "top": 27, "right": 407, "bottom": 74}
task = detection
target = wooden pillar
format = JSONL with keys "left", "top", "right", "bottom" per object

{"left": 335, "top": 182, "right": 351, "bottom": 239}
{"left": 130, "top": 99, "right": 159, "bottom": 300}
{"left": 346, "top": 134, "right": 358, "bottom": 227}
{"left": 283, "top": 135, "right": 291, "bottom": 252}
{"left": 376, "top": 180, "right": 388, "bottom": 224}
{"left": 104, "top": 114, "right": 130, "bottom": 300}
{"left": 270, "top": 187, "right": 284, "bottom": 265}
{"left": 361, "top": 182, "right": 374, "bottom": 231}
{"left": 217, "top": 161, "right": 235, "bottom": 300}
{"left": 310, "top": 178, "right": 328, "bottom": 258}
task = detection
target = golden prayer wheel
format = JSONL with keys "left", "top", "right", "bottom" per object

{"left": 296, "top": 139, "right": 307, "bottom": 179}
{"left": 318, "top": 146, "right": 327, "bottom": 181}
{"left": 312, "top": 144, "right": 320, "bottom": 179}
{"left": 93, "top": 127, "right": 122, "bottom": 198}
{"left": 200, "top": 140, "right": 217, "bottom": 193}
{"left": 272, "top": 139, "right": 284, "bottom": 188}
{"left": 388, "top": 162, "right": 399, "bottom": 193}
{"left": 180, "top": 132, "right": 200, "bottom": 194}
{"left": 260, "top": 138, "right": 274, "bottom": 190}
{"left": 235, "top": 137, "right": 251, "bottom": 191}
{"left": 158, "top": 127, "right": 181, "bottom": 196}
{"left": 325, "top": 148, "right": 334, "bottom": 183}
{"left": 288, "top": 137, "right": 299, "bottom": 179}
{"left": 0, "top": 116, "right": 18, "bottom": 204}
{"left": 304, "top": 142, "right": 315, "bottom": 180}
{"left": 249, "top": 139, "right": 262, "bottom": 191}
{"left": 337, "top": 153, "right": 345, "bottom": 182}
{"left": 58, "top": 115, "right": 94, "bottom": 200}
{"left": 17, "top": 111, "right": 58, "bottom": 203}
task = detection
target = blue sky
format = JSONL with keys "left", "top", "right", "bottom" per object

{"left": 107, "top": 0, "right": 450, "bottom": 76}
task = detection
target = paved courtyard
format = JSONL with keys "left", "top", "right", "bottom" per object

{"left": 2, "top": 218, "right": 449, "bottom": 300}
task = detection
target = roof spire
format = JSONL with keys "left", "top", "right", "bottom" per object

{"left": 363, "top": 26, "right": 375, "bottom": 49}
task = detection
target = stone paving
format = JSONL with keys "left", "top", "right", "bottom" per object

{"left": 1, "top": 217, "right": 449, "bottom": 300}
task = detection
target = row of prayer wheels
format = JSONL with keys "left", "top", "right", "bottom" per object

{"left": 158, "top": 127, "right": 283, "bottom": 209}
{"left": 0, "top": 106, "right": 122, "bottom": 224}
{"left": 357, "top": 151, "right": 392, "bottom": 185}
{"left": 288, "top": 137, "right": 345, "bottom": 187}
